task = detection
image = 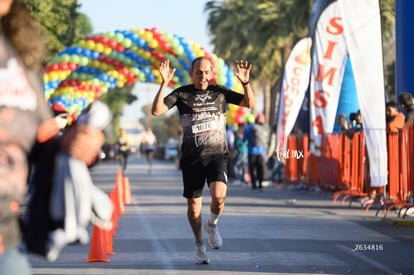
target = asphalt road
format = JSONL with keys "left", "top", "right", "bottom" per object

{"left": 29, "top": 154, "right": 414, "bottom": 275}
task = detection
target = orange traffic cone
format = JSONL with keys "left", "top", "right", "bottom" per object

{"left": 109, "top": 191, "right": 118, "bottom": 237}
{"left": 115, "top": 183, "right": 124, "bottom": 214}
{"left": 86, "top": 225, "right": 110, "bottom": 262}
{"left": 122, "top": 177, "right": 132, "bottom": 205}
{"left": 103, "top": 228, "right": 114, "bottom": 255}
{"left": 115, "top": 168, "right": 124, "bottom": 197}
{"left": 115, "top": 169, "right": 124, "bottom": 213}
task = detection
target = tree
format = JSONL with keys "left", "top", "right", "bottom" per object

{"left": 25, "top": 0, "right": 138, "bottom": 137}
{"left": 205, "top": 0, "right": 313, "bottom": 129}
{"left": 99, "top": 85, "right": 137, "bottom": 142}
{"left": 206, "top": 0, "right": 396, "bottom": 128}
{"left": 24, "top": 0, "right": 92, "bottom": 55}
{"left": 380, "top": 0, "right": 395, "bottom": 100}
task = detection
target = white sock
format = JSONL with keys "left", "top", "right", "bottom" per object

{"left": 209, "top": 212, "right": 219, "bottom": 225}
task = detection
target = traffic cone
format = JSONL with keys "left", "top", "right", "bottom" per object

{"left": 115, "top": 168, "right": 124, "bottom": 199}
{"left": 103, "top": 228, "right": 114, "bottom": 255}
{"left": 115, "top": 169, "right": 124, "bottom": 213}
{"left": 122, "top": 176, "right": 132, "bottom": 204}
{"left": 115, "top": 183, "right": 124, "bottom": 214}
{"left": 109, "top": 191, "right": 118, "bottom": 237}
{"left": 86, "top": 225, "right": 110, "bottom": 262}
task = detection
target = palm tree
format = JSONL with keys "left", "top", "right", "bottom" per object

{"left": 205, "top": 0, "right": 313, "bottom": 129}
{"left": 206, "top": 0, "right": 396, "bottom": 127}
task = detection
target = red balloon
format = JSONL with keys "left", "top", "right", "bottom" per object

{"left": 58, "top": 62, "right": 68, "bottom": 70}
{"left": 108, "top": 40, "right": 117, "bottom": 49}
{"left": 116, "top": 45, "right": 125, "bottom": 52}
{"left": 151, "top": 27, "right": 160, "bottom": 35}
{"left": 67, "top": 63, "right": 78, "bottom": 71}
{"left": 49, "top": 63, "right": 59, "bottom": 71}
{"left": 92, "top": 35, "right": 101, "bottom": 42}
{"left": 100, "top": 35, "right": 109, "bottom": 44}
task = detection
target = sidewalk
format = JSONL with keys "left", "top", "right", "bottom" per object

{"left": 29, "top": 155, "right": 414, "bottom": 275}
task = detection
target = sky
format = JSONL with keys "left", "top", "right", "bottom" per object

{"left": 77, "top": 0, "right": 213, "bottom": 52}
{"left": 77, "top": 0, "right": 214, "bottom": 123}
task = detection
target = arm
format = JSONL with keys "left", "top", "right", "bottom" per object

{"left": 37, "top": 118, "right": 60, "bottom": 143}
{"left": 235, "top": 60, "right": 255, "bottom": 109}
{"left": 151, "top": 60, "right": 176, "bottom": 116}
{"left": 60, "top": 123, "right": 105, "bottom": 165}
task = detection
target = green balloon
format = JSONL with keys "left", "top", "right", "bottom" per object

{"left": 122, "top": 38, "right": 132, "bottom": 48}
{"left": 70, "top": 55, "right": 80, "bottom": 64}
{"left": 114, "top": 33, "right": 124, "bottom": 43}
{"left": 60, "top": 54, "right": 70, "bottom": 63}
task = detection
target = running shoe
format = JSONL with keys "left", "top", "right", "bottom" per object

{"left": 204, "top": 221, "right": 223, "bottom": 249}
{"left": 195, "top": 244, "right": 209, "bottom": 264}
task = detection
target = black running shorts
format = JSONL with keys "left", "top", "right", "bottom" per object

{"left": 180, "top": 154, "right": 228, "bottom": 198}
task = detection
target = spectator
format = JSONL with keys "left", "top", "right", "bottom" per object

{"left": 386, "top": 101, "right": 405, "bottom": 133}
{"left": 398, "top": 91, "right": 414, "bottom": 123}
{"left": 0, "top": 1, "right": 107, "bottom": 274}
{"left": 336, "top": 113, "right": 349, "bottom": 132}
{"left": 244, "top": 113, "right": 270, "bottom": 190}
{"left": 350, "top": 110, "right": 363, "bottom": 131}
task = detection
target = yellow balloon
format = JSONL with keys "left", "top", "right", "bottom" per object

{"left": 103, "top": 46, "right": 112, "bottom": 55}
{"left": 116, "top": 81, "right": 125, "bottom": 88}
{"left": 108, "top": 70, "right": 118, "bottom": 78}
{"left": 144, "top": 31, "right": 153, "bottom": 41}
{"left": 85, "top": 40, "right": 95, "bottom": 50}
{"left": 152, "top": 69, "right": 160, "bottom": 77}
{"left": 196, "top": 49, "right": 205, "bottom": 57}
{"left": 94, "top": 43, "right": 104, "bottom": 53}
{"left": 48, "top": 71, "right": 59, "bottom": 81}
{"left": 58, "top": 71, "right": 68, "bottom": 80}
{"left": 135, "top": 48, "right": 144, "bottom": 56}
{"left": 143, "top": 51, "right": 151, "bottom": 60}
{"left": 149, "top": 39, "right": 159, "bottom": 49}
{"left": 117, "top": 74, "right": 126, "bottom": 82}
{"left": 229, "top": 104, "right": 238, "bottom": 112}
{"left": 137, "top": 29, "right": 145, "bottom": 37}
{"left": 78, "top": 40, "right": 86, "bottom": 48}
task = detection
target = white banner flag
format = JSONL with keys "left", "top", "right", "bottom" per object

{"left": 276, "top": 37, "right": 312, "bottom": 151}
{"left": 309, "top": 1, "right": 348, "bottom": 155}
{"left": 338, "top": 0, "right": 387, "bottom": 187}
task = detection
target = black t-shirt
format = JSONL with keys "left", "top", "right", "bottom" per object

{"left": 164, "top": 84, "right": 243, "bottom": 158}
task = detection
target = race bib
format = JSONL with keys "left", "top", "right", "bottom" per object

{"left": 192, "top": 120, "right": 217, "bottom": 135}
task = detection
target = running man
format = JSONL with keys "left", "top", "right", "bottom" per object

{"left": 117, "top": 128, "right": 131, "bottom": 171}
{"left": 151, "top": 57, "right": 255, "bottom": 264}
{"left": 141, "top": 127, "right": 157, "bottom": 173}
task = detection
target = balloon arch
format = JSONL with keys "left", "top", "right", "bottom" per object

{"left": 43, "top": 27, "right": 251, "bottom": 125}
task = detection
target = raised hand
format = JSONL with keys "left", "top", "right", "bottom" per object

{"left": 235, "top": 60, "right": 252, "bottom": 84}
{"left": 159, "top": 60, "right": 176, "bottom": 85}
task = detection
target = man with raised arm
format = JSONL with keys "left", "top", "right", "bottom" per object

{"left": 152, "top": 57, "right": 255, "bottom": 264}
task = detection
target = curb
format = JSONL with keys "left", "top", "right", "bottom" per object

{"left": 382, "top": 218, "right": 414, "bottom": 227}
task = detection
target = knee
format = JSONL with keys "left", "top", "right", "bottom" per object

{"left": 187, "top": 208, "right": 201, "bottom": 219}
{"left": 187, "top": 199, "right": 202, "bottom": 216}
{"left": 212, "top": 195, "right": 226, "bottom": 205}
